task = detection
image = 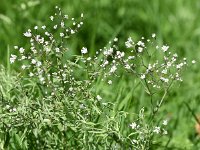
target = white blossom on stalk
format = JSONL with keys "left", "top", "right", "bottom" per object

{"left": 37, "top": 61, "right": 42, "bottom": 67}
{"left": 103, "top": 48, "right": 113, "bottom": 56}
{"left": 23, "top": 29, "right": 32, "bottom": 37}
{"left": 140, "top": 74, "right": 146, "bottom": 79}
{"left": 34, "top": 26, "right": 38, "bottom": 30}
{"left": 21, "top": 65, "right": 26, "bottom": 70}
{"left": 160, "top": 77, "right": 169, "bottom": 83}
{"left": 137, "top": 41, "right": 145, "bottom": 47}
{"left": 110, "top": 65, "right": 117, "bottom": 73}
{"left": 114, "top": 37, "right": 118, "bottom": 42}
{"left": 192, "top": 60, "right": 196, "bottom": 64}
{"left": 163, "top": 120, "right": 168, "bottom": 126}
{"left": 125, "top": 37, "right": 134, "bottom": 48}
{"left": 153, "top": 126, "right": 160, "bottom": 134}
{"left": 31, "top": 59, "right": 37, "bottom": 64}
{"left": 152, "top": 33, "right": 156, "bottom": 38}
{"left": 97, "top": 95, "right": 102, "bottom": 101}
{"left": 55, "top": 47, "right": 60, "bottom": 53}
{"left": 54, "top": 25, "right": 58, "bottom": 29}
{"left": 108, "top": 80, "right": 112, "bottom": 85}
{"left": 130, "top": 122, "right": 137, "bottom": 129}
{"left": 161, "top": 45, "right": 169, "bottom": 52}
{"left": 137, "top": 47, "right": 143, "bottom": 53}
{"left": 10, "top": 54, "right": 17, "bottom": 63}
{"left": 60, "top": 33, "right": 64, "bottom": 37}
{"left": 71, "top": 29, "right": 75, "bottom": 34}
{"left": 29, "top": 72, "right": 34, "bottom": 77}
{"left": 81, "top": 47, "right": 88, "bottom": 54}
{"left": 41, "top": 25, "right": 46, "bottom": 29}
{"left": 19, "top": 47, "right": 25, "bottom": 53}
{"left": 50, "top": 16, "right": 54, "bottom": 21}
{"left": 14, "top": 46, "right": 18, "bottom": 49}
{"left": 61, "top": 21, "right": 65, "bottom": 28}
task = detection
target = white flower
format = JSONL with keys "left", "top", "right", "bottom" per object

{"left": 192, "top": 60, "right": 196, "bottom": 64}
{"left": 153, "top": 126, "right": 160, "bottom": 134}
{"left": 152, "top": 33, "right": 156, "bottom": 38}
{"left": 12, "top": 108, "right": 17, "bottom": 112}
{"left": 14, "top": 46, "right": 18, "bottom": 49}
{"left": 163, "top": 130, "right": 168, "bottom": 135}
{"left": 97, "top": 95, "right": 102, "bottom": 101}
{"left": 60, "top": 33, "right": 64, "bottom": 37}
{"left": 50, "top": 16, "right": 54, "bottom": 21}
{"left": 55, "top": 47, "right": 60, "bottom": 52}
{"left": 81, "top": 47, "right": 88, "bottom": 54}
{"left": 137, "top": 41, "right": 145, "bottom": 47}
{"left": 140, "top": 74, "right": 146, "bottom": 79}
{"left": 161, "top": 69, "right": 167, "bottom": 74}
{"left": 10, "top": 54, "right": 17, "bottom": 63}
{"left": 29, "top": 72, "right": 34, "bottom": 77}
{"left": 108, "top": 80, "right": 112, "bottom": 84}
{"left": 19, "top": 47, "right": 25, "bottom": 53}
{"left": 116, "top": 51, "right": 125, "bottom": 58}
{"left": 160, "top": 77, "right": 169, "bottom": 83}
{"left": 114, "top": 37, "right": 118, "bottom": 42}
{"left": 64, "top": 15, "right": 68, "bottom": 19}
{"left": 34, "top": 26, "right": 38, "bottom": 30}
{"left": 53, "top": 25, "right": 58, "bottom": 29}
{"left": 41, "top": 25, "right": 46, "bottom": 29}
{"left": 31, "top": 59, "right": 37, "bottom": 64}
{"left": 173, "top": 53, "right": 178, "bottom": 57}
{"left": 45, "top": 46, "right": 51, "bottom": 52}
{"left": 45, "top": 32, "right": 50, "bottom": 36}
{"left": 21, "top": 65, "right": 26, "bottom": 70}
{"left": 130, "top": 122, "right": 137, "bottom": 129}
{"left": 71, "top": 29, "right": 75, "bottom": 34}
{"left": 61, "top": 21, "right": 65, "bottom": 28}
{"left": 176, "top": 63, "right": 184, "bottom": 69}
{"left": 81, "top": 13, "right": 84, "bottom": 18}
{"left": 103, "top": 48, "right": 113, "bottom": 56}
{"left": 125, "top": 64, "right": 131, "bottom": 69}
{"left": 21, "top": 56, "right": 26, "bottom": 60}
{"left": 40, "top": 77, "right": 45, "bottom": 82}
{"left": 110, "top": 65, "right": 117, "bottom": 73}
{"left": 161, "top": 45, "right": 169, "bottom": 52}
{"left": 163, "top": 120, "right": 168, "bottom": 126}
{"left": 156, "top": 45, "right": 159, "bottom": 49}
{"left": 37, "top": 61, "right": 42, "bottom": 67}
{"left": 125, "top": 37, "right": 134, "bottom": 48}
{"left": 23, "top": 30, "right": 32, "bottom": 37}
{"left": 69, "top": 87, "right": 73, "bottom": 91}
{"left": 137, "top": 47, "right": 143, "bottom": 53}
{"left": 128, "top": 56, "right": 135, "bottom": 60}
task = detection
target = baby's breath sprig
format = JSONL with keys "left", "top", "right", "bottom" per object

{"left": 11, "top": 6, "right": 85, "bottom": 97}
{"left": 8, "top": 6, "right": 195, "bottom": 150}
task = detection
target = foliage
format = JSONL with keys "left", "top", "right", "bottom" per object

{"left": 0, "top": 1, "right": 200, "bottom": 149}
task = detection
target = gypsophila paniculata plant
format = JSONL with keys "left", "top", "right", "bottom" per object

{"left": 3, "top": 6, "right": 195, "bottom": 149}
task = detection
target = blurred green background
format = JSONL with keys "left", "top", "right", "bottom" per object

{"left": 0, "top": 0, "right": 200, "bottom": 148}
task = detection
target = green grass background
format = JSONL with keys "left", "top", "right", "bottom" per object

{"left": 0, "top": 0, "right": 200, "bottom": 149}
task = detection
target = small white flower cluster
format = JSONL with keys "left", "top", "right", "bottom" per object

{"left": 129, "top": 118, "right": 168, "bottom": 148}
{"left": 10, "top": 6, "right": 85, "bottom": 96}
{"left": 123, "top": 35, "right": 187, "bottom": 88}
{"left": 84, "top": 34, "right": 194, "bottom": 89}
